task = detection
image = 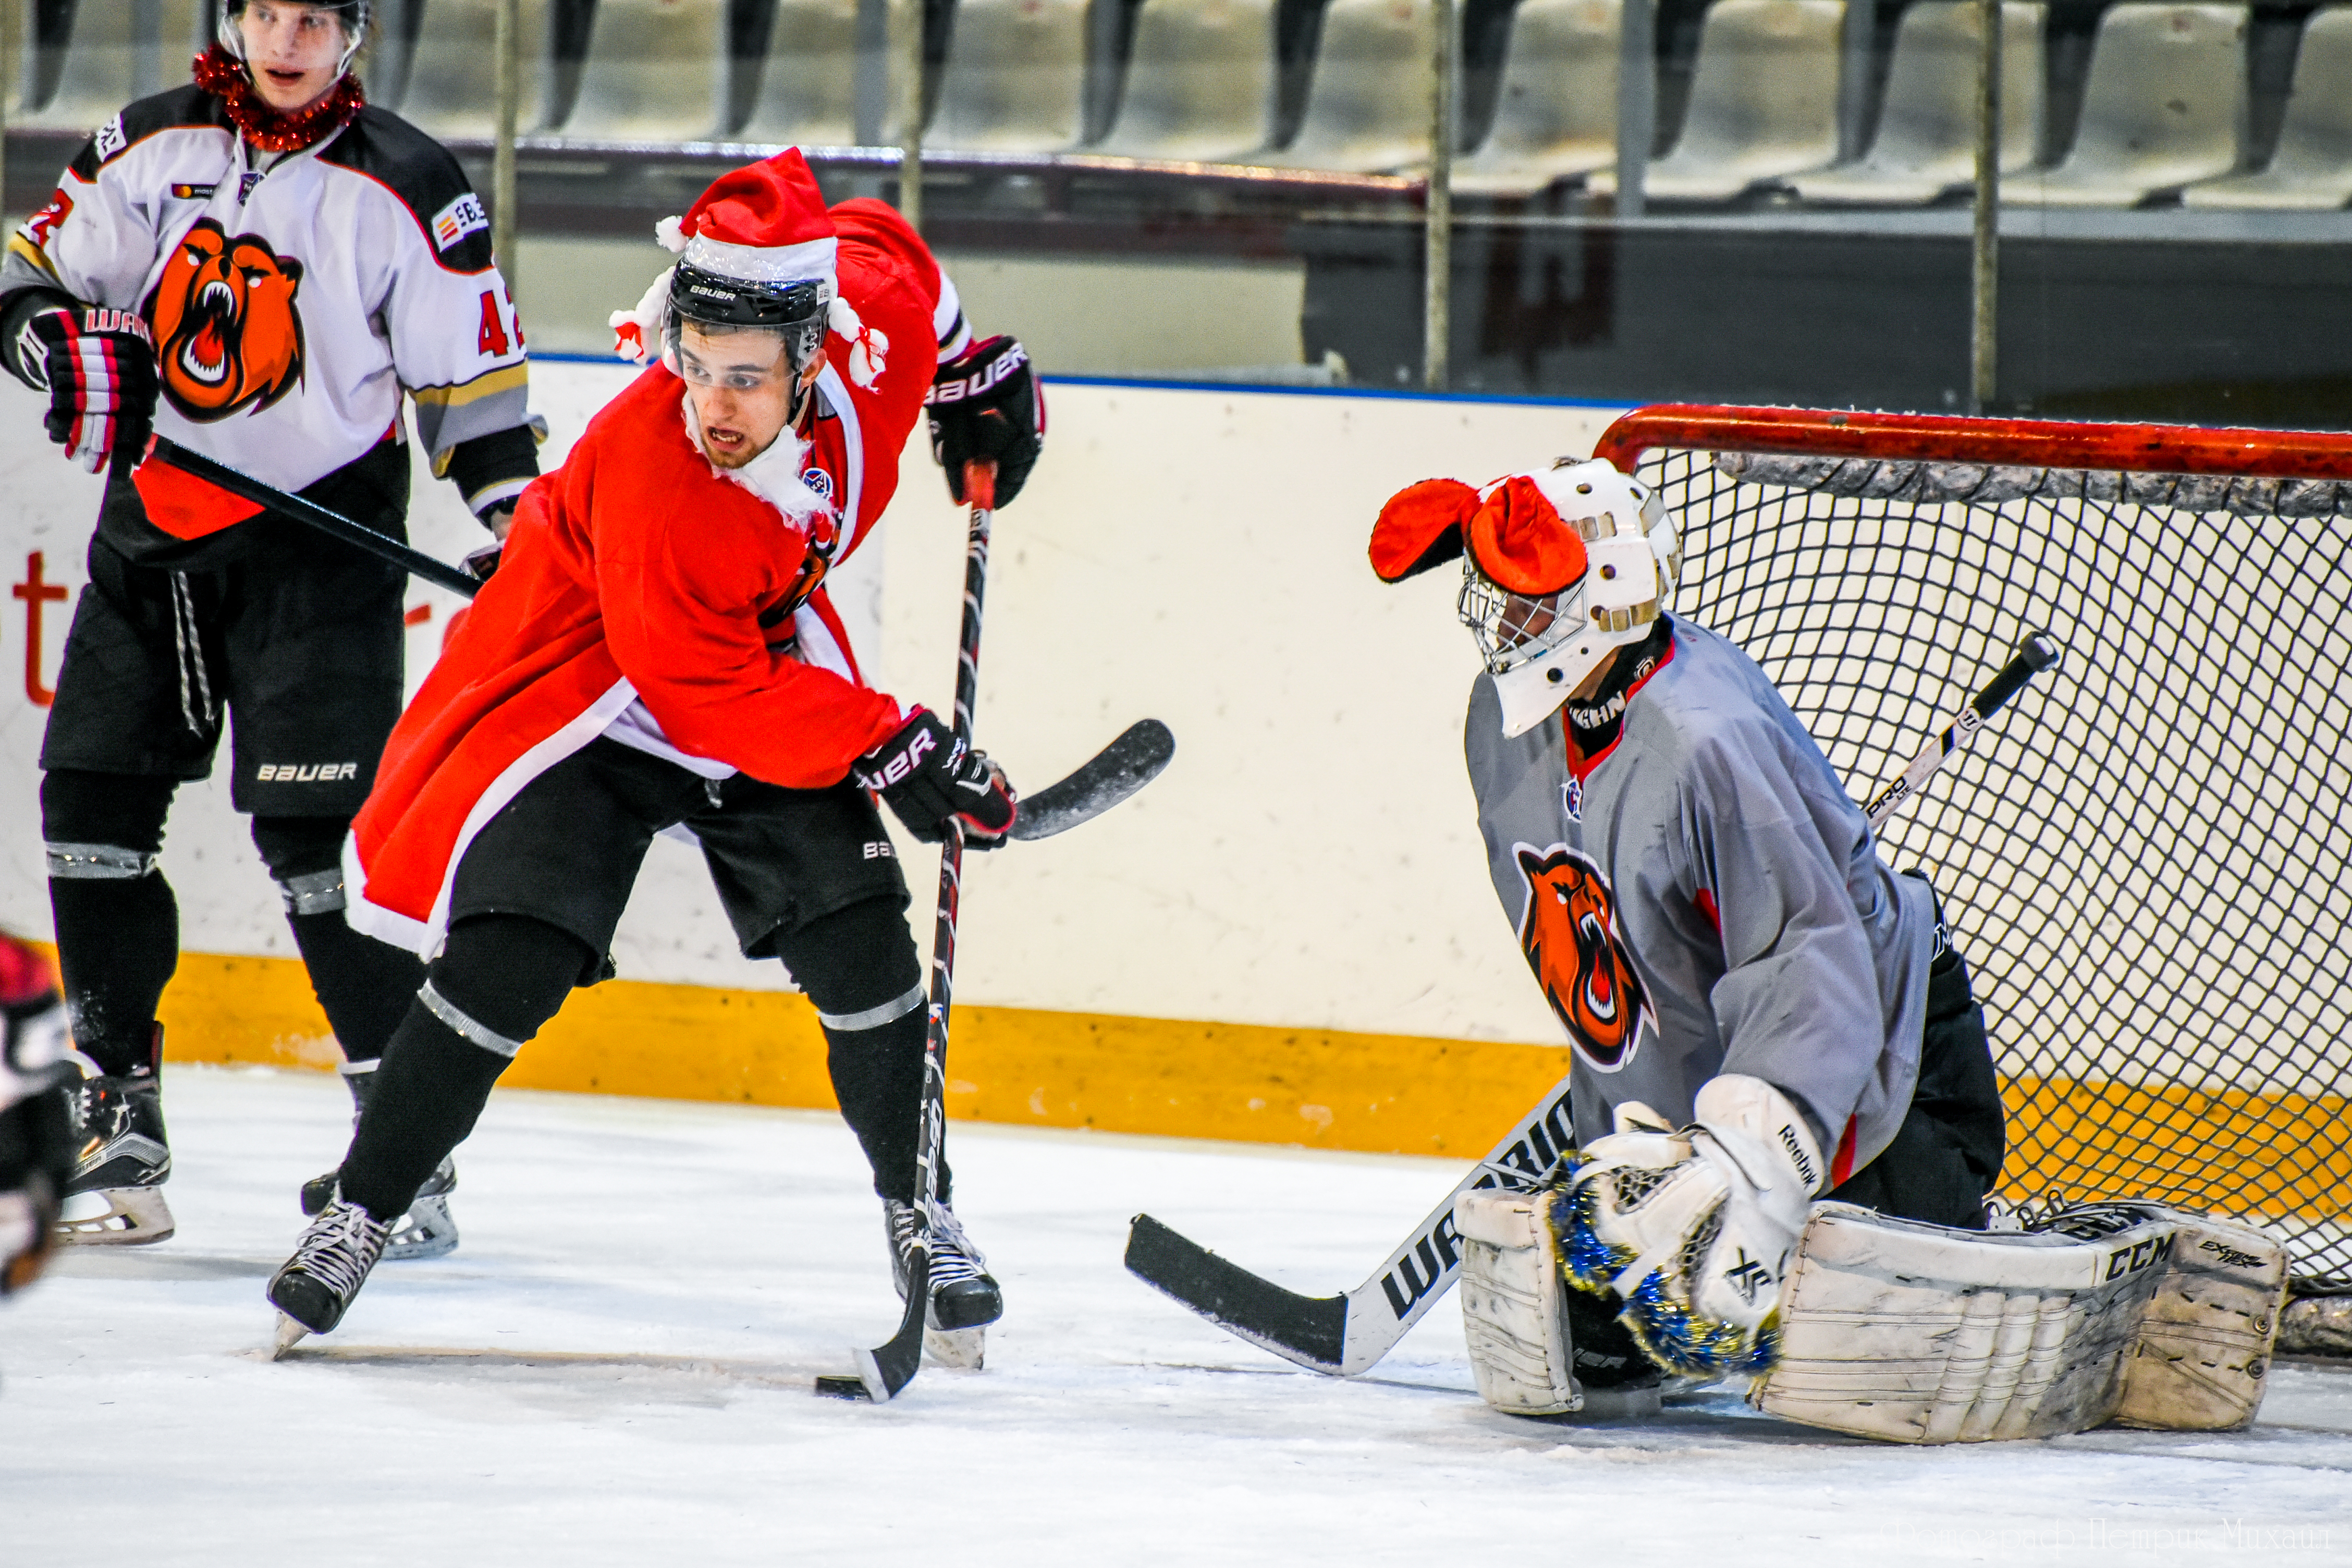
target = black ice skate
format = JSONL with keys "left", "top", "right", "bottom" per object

{"left": 268, "top": 1192, "right": 392, "bottom": 1356}
{"left": 299, "top": 1061, "right": 459, "bottom": 1260}
{"left": 885, "top": 1196, "right": 1002, "bottom": 1369}
{"left": 56, "top": 1027, "right": 173, "bottom": 1247}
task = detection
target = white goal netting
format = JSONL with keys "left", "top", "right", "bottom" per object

{"left": 1610, "top": 411, "right": 2352, "bottom": 1290}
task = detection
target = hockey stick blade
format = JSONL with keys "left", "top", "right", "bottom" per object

{"left": 1124, "top": 1079, "right": 1576, "bottom": 1376}
{"left": 1864, "top": 631, "right": 2063, "bottom": 832}
{"left": 816, "top": 1251, "right": 929, "bottom": 1402}
{"left": 1009, "top": 718, "right": 1175, "bottom": 841}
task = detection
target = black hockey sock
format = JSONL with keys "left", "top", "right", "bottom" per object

{"left": 336, "top": 914, "right": 591, "bottom": 1222}
{"left": 250, "top": 815, "right": 424, "bottom": 1063}
{"left": 42, "top": 770, "right": 178, "bottom": 1077}
{"left": 284, "top": 910, "right": 425, "bottom": 1064}
{"left": 774, "top": 897, "right": 950, "bottom": 1205}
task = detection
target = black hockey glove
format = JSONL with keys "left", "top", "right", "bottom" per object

{"left": 16, "top": 304, "right": 158, "bottom": 474}
{"left": 926, "top": 335, "right": 1043, "bottom": 507}
{"left": 853, "top": 708, "right": 1018, "bottom": 850}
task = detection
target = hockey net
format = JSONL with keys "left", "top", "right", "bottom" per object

{"left": 1593, "top": 406, "right": 2352, "bottom": 1291}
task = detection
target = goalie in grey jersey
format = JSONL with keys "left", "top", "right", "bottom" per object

{"left": 1369, "top": 460, "right": 2288, "bottom": 1442}
{"left": 1369, "top": 460, "right": 2006, "bottom": 1387}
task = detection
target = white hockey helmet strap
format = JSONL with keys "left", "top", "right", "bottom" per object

{"left": 1462, "top": 459, "right": 1681, "bottom": 739}
{"left": 219, "top": 2, "right": 371, "bottom": 76}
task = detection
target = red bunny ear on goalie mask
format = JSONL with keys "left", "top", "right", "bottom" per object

{"left": 1370, "top": 477, "right": 1481, "bottom": 582}
{"left": 1467, "top": 474, "right": 1588, "bottom": 597}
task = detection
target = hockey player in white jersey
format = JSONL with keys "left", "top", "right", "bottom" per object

{"left": 0, "top": 1, "right": 540, "bottom": 1256}
{"left": 1369, "top": 460, "right": 2006, "bottom": 1399}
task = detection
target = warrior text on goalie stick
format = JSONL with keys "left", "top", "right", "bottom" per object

{"left": 1125, "top": 631, "right": 2060, "bottom": 1376}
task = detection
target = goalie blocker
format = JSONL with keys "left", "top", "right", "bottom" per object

{"left": 1457, "top": 1192, "right": 2287, "bottom": 1441}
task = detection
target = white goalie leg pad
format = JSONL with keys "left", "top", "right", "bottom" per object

{"left": 1755, "top": 1202, "right": 2178, "bottom": 1443}
{"left": 2094, "top": 1205, "right": 2287, "bottom": 1433}
{"left": 1456, "top": 1187, "right": 1581, "bottom": 1416}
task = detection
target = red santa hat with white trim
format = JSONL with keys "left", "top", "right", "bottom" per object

{"left": 609, "top": 149, "right": 887, "bottom": 386}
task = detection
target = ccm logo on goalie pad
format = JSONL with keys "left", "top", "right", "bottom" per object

{"left": 2103, "top": 1235, "right": 2172, "bottom": 1282}
{"left": 258, "top": 762, "right": 359, "bottom": 782}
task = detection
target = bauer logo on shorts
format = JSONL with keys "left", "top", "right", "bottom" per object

{"left": 431, "top": 194, "right": 490, "bottom": 253}
{"left": 1514, "top": 842, "right": 1655, "bottom": 1071}
{"left": 258, "top": 762, "right": 359, "bottom": 783}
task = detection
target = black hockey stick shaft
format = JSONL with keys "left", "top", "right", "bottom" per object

{"left": 816, "top": 459, "right": 998, "bottom": 1404}
{"left": 1863, "top": 631, "right": 2062, "bottom": 832}
{"left": 146, "top": 436, "right": 484, "bottom": 599}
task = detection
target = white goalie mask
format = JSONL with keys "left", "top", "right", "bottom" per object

{"left": 1458, "top": 460, "right": 1682, "bottom": 739}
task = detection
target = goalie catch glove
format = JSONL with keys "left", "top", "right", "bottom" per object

{"left": 854, "top": 708, "right": 1018, "bottom": 849}
{"left": 8, "top": 302, "right": 159, "bottom": 474}
{"left": 1550, "top": 1075, "right": 1824, "bottom": 1379}
{"left": 926, "top": 335, "right": 1043, "bottom": 507}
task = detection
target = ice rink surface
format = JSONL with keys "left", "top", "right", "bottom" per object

{"left": 4, "top": 1068, "right": 2349, "bottom": 1565}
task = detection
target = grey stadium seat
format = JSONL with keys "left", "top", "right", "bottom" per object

{"left": 1590, "top": 0, "right": 1845, "bottom": 201}
{"left": 928, "top": 0, "right": 1091, "bottom": 153}
{"left": 560, "top": 0, "right": 730, "bottom": 142}
{"left": 1452, "top": 0, "right": 1620, "bottom": 196}
{"left": 1263, "top": 0, "right": 1440, "bottom": 173}
{"left": 2185, "top": 5, "right": 2352, "bottom": 208}
{"left": 1788, "top": 2, "right": 2044, "bottom": 204}
{"left": 740, "top": 0, "right": 914, "bottom": 146}
{"left": 1097, "top": 0, "right": 1282, "bottom": 162}
{"left": 394, "top": 0, "right": 554, "bottom": 139}
{"left": 2006, "top": 3, "right": 2246, "bottom": 206}
{"left": 20, "top": 0, "right": 202, "bottom": 132}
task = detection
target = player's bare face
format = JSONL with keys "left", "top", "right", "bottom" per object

{"left": 1496, "top": 592, "right": 1561, "bottom": 653}
{"left": 678, "top": 325, "right": 823, "bottom": 470}
{"left": 239, "top": 3, "right": 347, "bottom": 114}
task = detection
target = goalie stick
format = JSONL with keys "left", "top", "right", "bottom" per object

{"left": 149, "top": 436, "right": 1175, "bottom": 842}
{"left": 1124, "top": 630, "right": 2063, "bottom": 1375}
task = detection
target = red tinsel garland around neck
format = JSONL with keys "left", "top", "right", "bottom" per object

{"left": 193, "top": 44, "right": 364, "bottom": 154}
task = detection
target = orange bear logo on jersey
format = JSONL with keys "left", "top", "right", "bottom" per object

{"left": 144, "top": 218, "right": 305, "bottom": 421}
{"left": 1516, "top": 844, "right": 1653, "bottom": 1070}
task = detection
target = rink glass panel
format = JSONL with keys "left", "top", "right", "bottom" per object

{"left": 1608, "top": 412, "right": 2352, "bottom": 1290}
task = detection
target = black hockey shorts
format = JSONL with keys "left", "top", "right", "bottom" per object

{"left": 1825, "top": 875, "right": 2007, "bottom": 1229}
{"left": 40, "top": 522, "right": 405, "bottom": 819}
{"left": 447, "top": 736, "right": 912, "bottom": 966}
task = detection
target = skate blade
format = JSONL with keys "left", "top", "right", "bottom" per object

{"left": 53, "top": 1186, "right": 176, "bottom": 1247}
{"left": 925, "top": 1326, "right": 985, "bottom": 1370}
{"left": 271, "top": 1313, "right": 311, "bottom": 1361}
{"left": 383, "top": 1194, "right": 458, "bottom": 1262}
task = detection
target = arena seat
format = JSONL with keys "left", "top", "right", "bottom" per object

{"left": 560, "top": 0, "right": 730, "bottom": 142}
{"left": 1262, "top": 0, "right": 1440, "bottom": 173}
{"left": 1787, "top": 2, "right": 2043, "bottom": 204}
{"left": 742, "top": 0, "right": 891, "bottom": 145}
{"left": 1451, "top": 0, "right": 1620, "bottom": 195}
{"left": 2006, "top": 3, "right": 2246, "bottom": 206}
{"left": 393, "top": 0, "right": 554, "bottom": 140}
{"left": 1097, "top": 0, "right": 1282, "bottom": 162}
{"left": 2184, "top": 5, "right": 2352, "bottom": 209}
{"left": 20, "top": 0, "right": 203, "bottom": 132}
{"left": 927, "top": 0, "right": 1091, "bottom": 152}
{"left": 1589, "top": 0, "right": 1845, "bottom": 201}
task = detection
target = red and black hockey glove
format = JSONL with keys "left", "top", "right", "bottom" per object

{"left": 18, "top": 305, "right": 158, "bottom": 474}
{"left": 926, "top": 335, "right": 1044, "bottom": 507}
{"left": 854, "top": 708, "right": 1019, "bottom": 850}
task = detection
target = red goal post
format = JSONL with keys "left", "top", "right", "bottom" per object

{"left": 1592, "top": 405, "right": 2352, "bottom": 1291}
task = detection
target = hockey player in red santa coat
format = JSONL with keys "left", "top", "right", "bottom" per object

{"left": 265, "top": 150, "right": 1045, "bottom": 1355}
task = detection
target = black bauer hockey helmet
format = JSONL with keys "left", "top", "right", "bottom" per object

{"left": 664, "top": 263, "right": 830, "bottom": 374}
{"left": 219, "top": 2, "right": 372, "bottom": 73}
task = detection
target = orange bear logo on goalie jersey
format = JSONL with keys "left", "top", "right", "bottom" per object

{"left": 1516, "top": 844, "right": 1653, "bottom": 1070}
{"left": 144, "top": 218, "right": 305, "bottom": 421}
